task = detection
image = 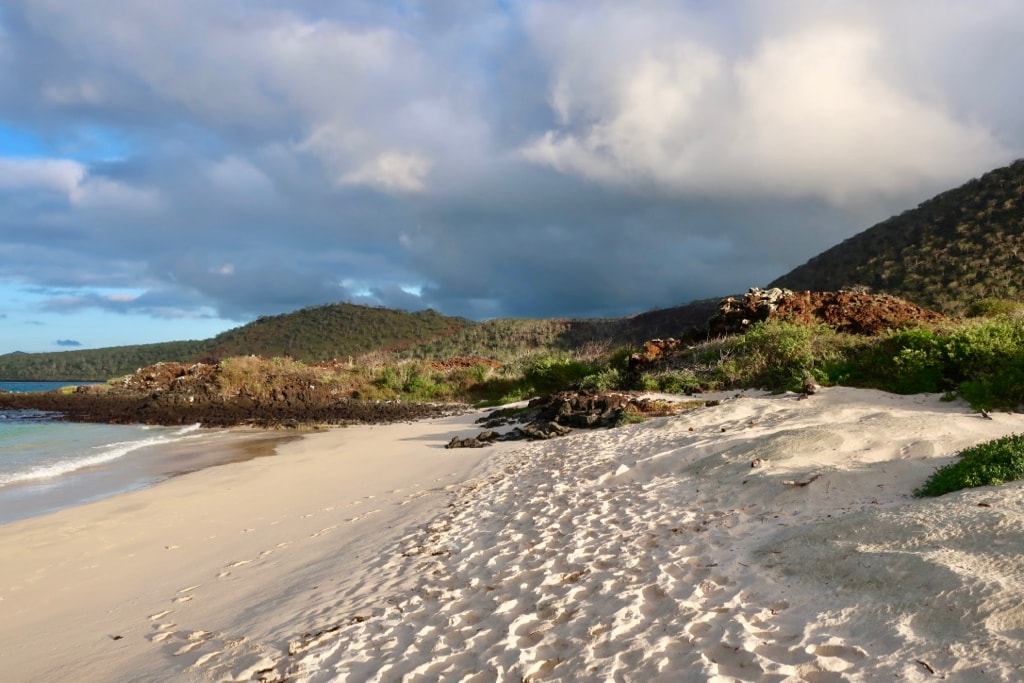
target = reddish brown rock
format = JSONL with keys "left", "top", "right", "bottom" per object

{"left": 708, "top": 287, "right": 944, "bottom": 337}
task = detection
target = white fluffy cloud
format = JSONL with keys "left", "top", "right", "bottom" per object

{"left": 340, "top": 152, "right": 434, "bottom": 193}
{"left": 522, "top": 4, "right": 1009, "bottom": 204}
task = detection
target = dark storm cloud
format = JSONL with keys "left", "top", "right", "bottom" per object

{"left": 1, "top": 0, "right": 1022, "bottom": 329}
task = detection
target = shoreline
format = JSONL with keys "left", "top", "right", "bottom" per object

{"left": 0, "top": 425, "right": 302, "bottom": 526}
{"left": 0, "top": 408, "right": 508, "bottom": 682}
{"left": 4, "top": 388, "right": 1024, "bottom": 680}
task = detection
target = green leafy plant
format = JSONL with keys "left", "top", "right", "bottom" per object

{"left": 915, "top": 434, "right": 1024, "bottom": 497}
{"left": 523, "top": 354, "right": 595, "bottom": 395}
{"left": 735, "top": 321, "right": 838, "bottom": 392}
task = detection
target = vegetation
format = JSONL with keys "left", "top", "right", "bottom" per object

{"left": 914, "top": 434, "right": 1024, "bottom": 497}
{"left": 0, "top": 300, "right": 718, "bottom": 381}
{"left": 771, "top": 158, "right": 1024, "bottom": 314}
{"left": 202, "top": 303, "right": 473, "bottom": 362}
{"left": 0, "top": 341, "right": 211, "bottom": 382}
{"left": 184, "top": 314, "right": 1016, "bottom": 411}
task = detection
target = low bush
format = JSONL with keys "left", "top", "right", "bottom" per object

{"left": 523, "top": 354, "right": 596, "bottom": 395}
{"left": 915, "top": 434, "right": 1024, "bottom": 497}
{"left": 965, "top": 298, "right": 1024, "bottom": 318}
{"left": 734, "top": 321, "right": 842, "bottom": 392}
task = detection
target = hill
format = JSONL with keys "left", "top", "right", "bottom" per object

{"left": 0, "top": 299, "right": 722, "bottom": 381}
{"left": 199, "top": 304, "right": 472, "bottom": 362}
{"left": 0, "top": 304, "right": 474, "bottom": 381}
{"left": 770, "top": 159, "right": 1024, "bottom": 313}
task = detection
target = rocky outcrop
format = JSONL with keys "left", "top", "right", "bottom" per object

{"left": 628, "top": 287, "right": 947, "bottom": 376}
{"left": 0, "top": 362, "right": 464, "bottom": 428}
{"left": 708, "top": 287, "right": 793, "bottom": 336}
{"left": 445, "top": 390, "right": 701, "bottom": 448}
{"left": 707, "top": 287, "right": 944, "bottom": 337}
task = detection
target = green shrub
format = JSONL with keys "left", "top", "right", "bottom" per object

{"left": 376, "top": 366, "right": 402, "bottom": 392}
{"left": 827, "top": 327, "right": 948, "bottom": 395}
{"left": 887, "top": 329, "right": 948, "bottom": 394}
{"left": 965, "top": 298, "right": 1024, "bottom": 318}
{"left": 579, "top": 368, "right": 623, "bottom": 391}
{"left": 915, "top": 434, "right": 1024, "bottom": 497}
{"left": 655, "top": 369, "right": 702, "bottom": 394}
{"left": 523, "top": 355, "right": 594, "bottom": 394}
{"left": 945, "top": 318, "right": 1024, "bottom": 409}
{"left": 735, "top": 321, "right": 838, "bottom": 391}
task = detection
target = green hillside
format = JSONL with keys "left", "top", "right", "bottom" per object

{"left": 0, "top": 303, "right": 474, "bottom": 381}
{"left": 200, "top": 304, "right": 473, "bottom": 362}
{"left": 0, "top": 341, "right": 211, "bottom": 382}
{"left": 771, "top": 159, "right": 1024, "bottom": 313}
{"left": 0, "top": 298, "right": 720, "bottom": 382}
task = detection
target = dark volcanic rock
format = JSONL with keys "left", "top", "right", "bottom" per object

{"left": 446, "top": 390, "right": 702, "bottom": 448}
{"left": 0, "top": 385, "right": 462, "bottom": 428}
{"left": 446, "top": 436, "right": 491, "bottom": 449}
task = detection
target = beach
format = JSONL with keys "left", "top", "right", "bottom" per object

{"left": 2, "top": 388, "right": 1024, "bottom": 681}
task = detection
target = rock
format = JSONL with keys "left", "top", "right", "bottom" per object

{"left": 627, "top": 339, "right": 682, "bottom": 372}
{"left": 706, "top": 287, "right": 943, "bottom": 337}
{"left": 518, "top": 421, "right": 573, "bottom": 440}
{"left": 446, "top": 436, "right": 491, "bottom": 449}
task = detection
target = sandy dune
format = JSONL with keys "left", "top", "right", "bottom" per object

{"left": 256, "top": 388, "right": 1024, "bottom": 682}
{"left": 3, "top": 388, "right": 1024, "bottom": 682}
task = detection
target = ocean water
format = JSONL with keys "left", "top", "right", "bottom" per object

{"left": 0, "top": 381, "right": 222, "bottom": 524}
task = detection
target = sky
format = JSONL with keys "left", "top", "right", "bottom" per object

{"left": 1, "top": 0, "right": 1022, "bottom": 354}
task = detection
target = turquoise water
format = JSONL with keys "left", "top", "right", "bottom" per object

{"left": 0, "top": 381, "right": 218, "bottom": 524}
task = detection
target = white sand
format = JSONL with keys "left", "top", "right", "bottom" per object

{"left": 3, "top": 388, "right": 1024, "bottom": 682}
{"left": 0, "top": 410, "right": 504, "bottom": 682}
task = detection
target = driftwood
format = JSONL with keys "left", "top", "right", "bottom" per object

{"left": 781, "top": 473, "right": 822, "bottom": 487}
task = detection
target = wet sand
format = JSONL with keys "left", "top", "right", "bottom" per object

{"left": 0, "top": 428, "right": 301, "bottom": 526}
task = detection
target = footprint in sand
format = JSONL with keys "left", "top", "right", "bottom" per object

{"left": 149, "top": 610, "right": 173, "bottom": 621}
{"left": 217, "top": 571, "right": 231, "bottom": 579}
{"left": 173, "top": 595, "right": 193, "bottom": 604}
{"left": 172, "top": 641, "right": 204, "bottom": 656}
{"left": 150, "top": 631, "right": 176, "bottom": 643}
{"left": 228, "top": 560, "right": 251, "bottom": 568}
{"left": 808, "top": 643, "right": 867, "bottom": 662}
{"left": 193, "top": 651, "right": 220, "bottom": 668}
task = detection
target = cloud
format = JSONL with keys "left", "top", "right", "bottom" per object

{"left": 0, "top": 157, "right": 84, "bottom": 196}
{"left": 339, "top": 152, "right": 433, "bottom": 193}
{"left": 521, "top": 5, "right": 1009, "bottom": 204}
{"left": 55, "top": 339, "right": 82, "bottom": 347}
{"left": 0, "top": 0, "right": 1023, "bottom": 346}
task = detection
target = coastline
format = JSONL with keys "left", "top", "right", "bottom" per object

{"left": 4, "top": 388, "right": 1024, "bottom": 681}
{"left": 0, "top": 408, "right": 507, "bottom": 682}
{"left": 0, "top": 427, "right": 300, "bottom": 526}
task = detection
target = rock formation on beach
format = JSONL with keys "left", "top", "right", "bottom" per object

{"left": 446, "top": 390, "right": 703, "bottom": 448}
{"left": 0, "top": 361, "right": 463, "bottom": 428}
